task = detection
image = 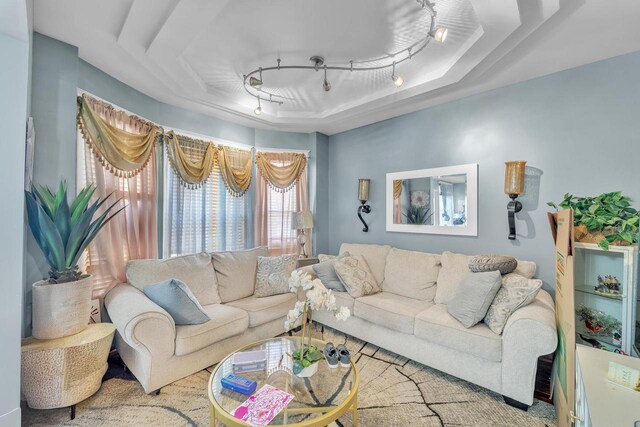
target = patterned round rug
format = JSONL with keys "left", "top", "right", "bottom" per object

{"left": 23, "top": 326, "right": 556, "bottom": 426}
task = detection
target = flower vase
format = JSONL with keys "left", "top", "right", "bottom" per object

{"left": 296, "top": 362, "right": 318, "bottom": 378}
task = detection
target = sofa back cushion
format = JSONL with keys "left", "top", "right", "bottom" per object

{"left": 126, "top": 253, "right": 220, "bottom": 306}
{"left": 339, "top": 243, "right": 391, "bottom": 285}
{"left": 383, "top": 248, "right": 440, "bottom": 301}
{"left": 434, "top": 251, "right": 472, "bottom": 305}
{"left": 211, "top": 246, "right": 268, "bottom": 303}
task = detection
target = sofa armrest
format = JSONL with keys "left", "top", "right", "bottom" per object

{"left": 104, "top": 283, "right": 176, "bottom": 360}
{"left": 500, "top": 289, "right": 557, "bottom": 405}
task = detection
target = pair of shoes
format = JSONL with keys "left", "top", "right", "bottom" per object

{"left": 323, "top": 342, "right": 351, "bottom": 368}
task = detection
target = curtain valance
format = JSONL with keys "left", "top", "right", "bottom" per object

{"left": 164, "top": 131, "right": 217, "bottom": 189}
{"left": 256, "top": 152, "right": 307, "bottom": 192}
{"left": 217, "top": 146, "right": 253, "bottom": 197}
{"left": 76, "top": 94, "right": 160, "bottom": 178}
{"left": 393, "top": 180, "right": 403, "bottom": 200}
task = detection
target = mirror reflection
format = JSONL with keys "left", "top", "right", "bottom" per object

{"left": 393, "top": 174, "right": 468, "bottom": 227}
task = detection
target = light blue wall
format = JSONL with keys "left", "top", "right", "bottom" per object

{"left": 327, "top": 51, "right": 640, "bottom": 293}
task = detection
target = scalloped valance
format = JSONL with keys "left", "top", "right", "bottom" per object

{"left": 164, "top": 131, "right": 217, "bottom": 189}
{"left": 256, "top": 152, "right": 307, "bottom": 193}
{"left": 76, "top": 94, "right": 160, "bottom": 178}
{"left": 217, "top": 146, "right": 253, "bottom": 197}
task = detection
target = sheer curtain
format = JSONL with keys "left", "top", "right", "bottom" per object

{"left": 255, "top": 152, "right": 309, "bottom": 256}
{"left": 164, "top": 159, "right": 248, "bottom": 257}
{"left": 77, "top": 135, "right": 158, "bottom": 299}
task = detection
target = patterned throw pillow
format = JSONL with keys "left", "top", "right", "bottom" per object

{"left": 254, "top": 255, "right": 298, "bottom": 297}
{"left": 484, "top": 273, "right": 542, "bottom": 335}
{"left": 469, "top": 255, "right": 517, "bottom": 275}
{"left": 317, "top": 251, "right": 350, "bottom": 263}
{"left": 333, "top": 255, "right": 381, "bottom": 298}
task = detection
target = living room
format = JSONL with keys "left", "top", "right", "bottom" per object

{"left": 2, "top": 0, "right": 640, "bottom": 426}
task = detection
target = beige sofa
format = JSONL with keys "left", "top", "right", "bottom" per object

{"left": 311, "top": 243, "right": 558, "bottom": 409}
{"left": 104, "top": 247, "right": 296, "bottom": 394}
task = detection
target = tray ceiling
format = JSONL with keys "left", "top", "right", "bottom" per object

{"left": 33, "top": 0, "right": 640, "bottom": 134}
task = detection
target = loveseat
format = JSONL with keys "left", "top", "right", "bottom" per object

{"left": 104, "top": 247, "right": 297, "bottom": 394}
{"left": 309, "top": 243, "right": 558, "bottom": 409}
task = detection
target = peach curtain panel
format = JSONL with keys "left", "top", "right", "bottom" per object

{"left": 78, "top": 95, "right": 158, "bottom": 298}
{"left": 255, "top": 152, "right": 310, "bottom": 256}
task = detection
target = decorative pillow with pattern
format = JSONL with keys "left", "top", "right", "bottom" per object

{"left": 333, "top": 255, "right": 381, "bottom": 298}
{"left": 317, "top": 251, "right": 350, "bottom": 263}
{"left": 254, "top": 255, "right": 298, "bottom": 297}
{"left": 484, "top": 273, "right": 542, "bottom": 335}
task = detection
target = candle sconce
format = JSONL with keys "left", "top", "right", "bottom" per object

{"left": 504, "top": 161, "right": 526, "bottom": 240}
{"left": 358, "top": 178, "right": 371, "bottom": 232}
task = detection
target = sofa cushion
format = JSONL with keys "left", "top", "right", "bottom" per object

{"left": 354, "top": 292, "right": 432, "bottom": 335}
{"left": 334, "top": 255, "right": 381, "bottom": 298}
{"left": 414, "top": 304, "right": 502, "bottom": 362}
{"left": 484, "top": 274, "right": 542, "bottom": 335}
{"left": 227, "top": 293, "right": 297, "bottom": 328}
{"left": 333, "top": 291, "right": 356, "bottom": 312}
{"left": 255, "top": 255, "right": 297, "bottom": 297}
{"left": 447, "top": 271, "right": 502, "bottom": 328}
{"left": 383, "top": 248, "right": 440, "bottom": 301}
{"left": 174, "top": 304, "right": 249, "bottom": 356}
{"left": 434, "top": 251, "right": 472, "bottom": 304}
{"left": 339, "top": 243, "right": 391, "bottom": 285}
{"left": 211, "top": 246, "right": 268, "bottom": 303}
{"left": 143, "top": 279, "right": 210, "bottom": 325}
{"left": 126, "top": 253, "right": 220, "bottom": 306}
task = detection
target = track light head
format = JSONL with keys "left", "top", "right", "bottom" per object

{"left": 430, "top": 27, "right": 448, "bottom": 43}
{"left": 254, "top": 98, "right": 262, "bottom": 115}
{"left": 322, "top": 65, "right": 331, "bottom": 92}
{"left": 392, "top": 74, "right": 404, "bottom": 87}
{"left": 249, "top": 76, "right": 263, "bottom": 88}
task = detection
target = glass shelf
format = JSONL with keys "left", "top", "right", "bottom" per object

{"left": 575, "top": 284, "right": 623, "bottom": 301}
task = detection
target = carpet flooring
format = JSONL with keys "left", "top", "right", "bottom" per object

{"left": 22, "top": 326, "right": 556, "bottom": 426}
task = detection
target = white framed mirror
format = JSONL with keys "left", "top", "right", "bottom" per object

{"left": 386, "top": 163, "right": 478, "bottom": 236}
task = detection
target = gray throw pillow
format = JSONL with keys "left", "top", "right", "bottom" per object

{"left": 447, "top": 270, "right": 502, "bottom": 328}
{"left": 144, "top": 279, "right": 210, "bottom": 325}
{"left": 255, "top": 255, "right": 298, "bottom": 297}
{"left": 469, "top": 255, "right": 517, "bottom": 275}
{"left": 312, "top": 261, "right": 346, "bottom": 292}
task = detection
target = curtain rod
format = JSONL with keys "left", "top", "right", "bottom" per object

{"left": 255, "top": 147, "right": 310, "bottom": 157}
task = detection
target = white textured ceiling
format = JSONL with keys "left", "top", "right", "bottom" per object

{"left": 33, "top": 0, "right": 640, "bottom": 135}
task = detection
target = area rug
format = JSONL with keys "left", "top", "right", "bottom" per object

{"left": 22, "top": 326, "right": 556, "bottom": 426}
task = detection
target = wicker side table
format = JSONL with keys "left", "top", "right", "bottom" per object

{"left": 21, "top": 323, "right": 115, "bottom": 419}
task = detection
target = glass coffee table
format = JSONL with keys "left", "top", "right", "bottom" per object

{"left": 208, "top": 337, "right": 359, "bottom": 427}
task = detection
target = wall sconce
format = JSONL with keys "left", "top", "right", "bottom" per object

{"left": 504, "top": 161, "right": 526, "bottom": 240}
{"left": 357, "top": 178, "right": 371, "bottom": 232}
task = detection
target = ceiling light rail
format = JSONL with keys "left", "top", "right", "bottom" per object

{"left": 243, "top": 0, "right": 448, "bottom": 114}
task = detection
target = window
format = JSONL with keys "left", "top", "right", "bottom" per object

{"left": 266, "top": 182, "right": 298, "bottom": 254}
{"left": 164, "top": 155, "right": 248, "bottom": 257}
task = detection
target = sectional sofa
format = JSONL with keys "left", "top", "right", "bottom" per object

{"left": 310, "top": 243, "right": 558, "bottom": 409}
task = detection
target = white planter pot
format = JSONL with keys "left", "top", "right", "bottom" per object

{"left": 32, "top": 276, "right": 93, "bottom": 340}
{"left": 295, "top": 362, "right": 319, "bottom": 378}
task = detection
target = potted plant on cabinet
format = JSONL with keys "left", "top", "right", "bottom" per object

{"left": 285, "top": 271, "right": 351, "bottom": 377}
{"left": 548, "top": 192, "right": 639, "bottom": 250}
{"left": 26, "top": 181, "right": 123, "bottom": 340}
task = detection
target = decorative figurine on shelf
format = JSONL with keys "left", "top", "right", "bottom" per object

{"left": 594, "top": 274, "right": 622, "bottom": 297}
{"left": 576, "top": 305, "right": 622, "bottom": 338}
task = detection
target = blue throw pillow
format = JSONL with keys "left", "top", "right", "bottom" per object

{"left": 313, "top": 260, "right": 347, "bottom": 292}
{"left": 144, "top": 279, "right": 211, "bottom": 325}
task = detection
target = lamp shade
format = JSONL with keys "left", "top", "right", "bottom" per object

{"left": 291, "top": 210, "right": 314, "bottom": 230}
{"left": 504, "top": 161, "right": 526, "bottom": 196}
{"left": 358, "top": 178, "right": 370, "bottom": 202}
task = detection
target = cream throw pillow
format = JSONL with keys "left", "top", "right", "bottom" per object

{"left": 255, "top": 255, "right": 298, "bottom": 297}
{"left": 484, "top": 273, "right": 542, "bottom": 335}
{"left": 334, "top": 255, "right": 381, "bottom": 298}
{"left": 434, "top": 251, "right": 472, "bottom": 304}
{"left": 211, "top": 246, "right": 268, "bottom": 303}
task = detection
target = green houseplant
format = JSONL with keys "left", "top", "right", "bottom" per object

{"left": 548, "top": 192, "right": 639, "bottom": 250}
{"left": 26, "top": 181, "right": 123, "bottom": 339}
{"left": 403, "top": 206, "right": 433, "bottom": 225}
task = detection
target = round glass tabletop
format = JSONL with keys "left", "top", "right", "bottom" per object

{"left": 209, "top": 337, "right": 358, "bottom": 426}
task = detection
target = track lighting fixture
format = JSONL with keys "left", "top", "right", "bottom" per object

{"left": 254, "top": 97, "right": 262, "bottom": 115}
{"left": 430, "top": 27, "right": 448, "bottom": 43}
{"left": 391, "top": 62, "right": 404, "bottom": 87}
{"left": 323, "top": 65, "right": 331, "bottom": 92}
{"left": 242, "top": 0, "right": 449, "bottom": 111}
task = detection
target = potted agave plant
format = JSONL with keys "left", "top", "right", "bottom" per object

{"left": 26, "top": 181, "right": 123, "bottom": 340}
{"left": 285, "top": 271, "right": 351, "bottom": 377}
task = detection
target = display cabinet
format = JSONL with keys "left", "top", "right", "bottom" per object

{"left": 574, "top": 242, "right": 639, "bottom": 356}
